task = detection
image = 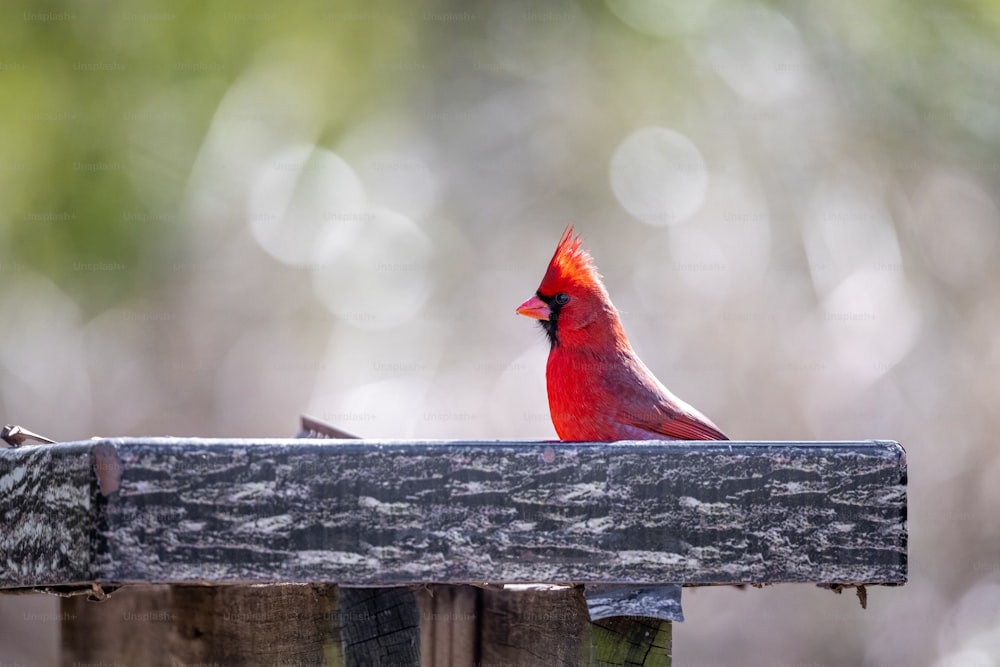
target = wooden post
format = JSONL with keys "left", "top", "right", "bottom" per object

{"left": 61, "top": 584, "right": 347, "bottom": 665}
{"left": 1, "top": 438, "right": 907, "bottom": 666}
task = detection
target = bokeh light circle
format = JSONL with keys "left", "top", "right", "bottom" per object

{"left": 311, "top": 209, "right": 433, "bottom": 331}
{"left": 610, "top": 127, "right": 708, "bottom": 226}
{"left": 249, "top": 146, "right": 365, "bottom": 266}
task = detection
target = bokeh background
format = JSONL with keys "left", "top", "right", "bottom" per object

{"left": 1, "top": 0, "right": 998, "bottom": 664}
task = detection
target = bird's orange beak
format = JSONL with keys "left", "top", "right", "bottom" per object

{"left": 516, "top": 295, "right": 551, "bottom": 321}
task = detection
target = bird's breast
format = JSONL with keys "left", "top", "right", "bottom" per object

{"left": 544, "top": 348, "right": 641, "bottom": 441}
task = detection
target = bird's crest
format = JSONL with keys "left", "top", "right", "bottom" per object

{"left": 540, "top": 225, "right": 603, "bottom": 294}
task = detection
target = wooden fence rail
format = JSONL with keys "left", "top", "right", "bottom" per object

{"left": 0, "top": 438, "right": 907, "bottom": 666}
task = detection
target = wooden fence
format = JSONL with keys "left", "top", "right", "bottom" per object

{"left": 0, "top": 438, "right": 907, "bottom": 666}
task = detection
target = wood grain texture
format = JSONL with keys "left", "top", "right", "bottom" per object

{"left": 416, "top": 585, "right": 479, "bottom": 667}
{"left": 0, "top": 438, "right": 907, "bottom": 588}
{"left": 61, "top": 583, "right": 345, "bottom": 666}
{"left": 60, "top": 583, "right": 669, "bottom": 667}
{"left": 478, "top": 586, "right": 672, "bottom": 666}
{"left": 339, "top": 586, "right": 421, "bottom": 666}
{"left": 480, "top": 585, "right": 591, "bottom": 665}
{"left": 0, "top": 442, "right": 95, "bottom": 586}
{"left": 591, "top": 614, "right": 672, "bottom": 666}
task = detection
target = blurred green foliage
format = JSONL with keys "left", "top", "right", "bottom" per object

{"left": 0, "top": 0, "right": 420, "bottom": 307}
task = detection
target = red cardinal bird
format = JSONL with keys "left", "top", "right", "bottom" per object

{"left": 516, "top": 226, "right": 728, "bottom": 441}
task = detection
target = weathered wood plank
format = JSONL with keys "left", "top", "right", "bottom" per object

{"left": 0, "top": 438, "right": 907, "bottom": 587}
{"left": 59, "top": 583, "right": 670, "bottom": 667}
{"left": 1, "top": 442, "right": 95, "bottom": 586}
{"left": 61, "top": 583, "right": 345, "bottom": 666}
{"left": 591, "top": 614, "right": 672, "bottom": 666}
{"left": 415, "top": 585, "right": 479, "bottom": 666}
{"left": 479, "top": 585, "right": 592, "bottom": 665}
{"left": 478, "top": 586, "right": 672, "bottom": 666}
{"left": 339, "top": 586, "right": 421, "bottom": 666}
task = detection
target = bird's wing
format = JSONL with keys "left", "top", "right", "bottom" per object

{"left": 609, "top": 356, "right": 729, "bottom": 441}
{"left": 622, "top": 401, "right": 729, "bottom": 440}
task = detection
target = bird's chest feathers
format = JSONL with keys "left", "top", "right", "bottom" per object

{"left": 545, "top": 346, "right": 624, "bottom": 428}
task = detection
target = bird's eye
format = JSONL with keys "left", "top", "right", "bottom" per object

{"left": 554, "top": 292, "right": 570, "bottom": 306}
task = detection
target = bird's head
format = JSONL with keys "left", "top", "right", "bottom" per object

{"left": 516, "top": 226, "right": 619, "bottom": 348}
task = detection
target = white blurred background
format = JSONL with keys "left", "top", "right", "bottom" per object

{"left": 1, "top": 0, "right": 999, "bottom": 664}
